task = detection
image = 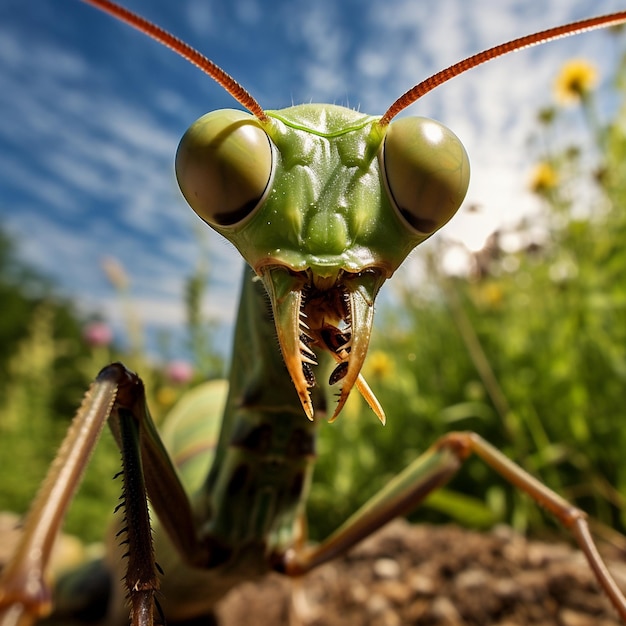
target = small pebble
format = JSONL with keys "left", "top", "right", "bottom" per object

{"left": 373, "top": 558, "right": 401, "bottom": 579}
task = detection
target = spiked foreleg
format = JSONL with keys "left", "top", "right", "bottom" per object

{"left": 0, "top": 364, "right": 207, "bottom": 626}
{"left": 114, "top": 406, "right": 161, "bottom": 626}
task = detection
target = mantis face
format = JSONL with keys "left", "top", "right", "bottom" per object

{"left": 176, "top": 104, "right": 470, "bottom": 420}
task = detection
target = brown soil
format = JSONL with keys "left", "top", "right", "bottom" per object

{"left": 3, "top": 514, "right": 626, "bottom": 625}
{"left": 215, "top": 520, "right": 626, "bottom": 626}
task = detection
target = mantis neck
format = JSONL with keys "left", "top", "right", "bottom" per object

{"left": 196, "top": 265, "right": 320, "bottom": 567}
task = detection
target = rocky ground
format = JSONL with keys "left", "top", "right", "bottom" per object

{"left": 3, "top": 514, "right": 626, "bottom": 625}
{"left": 215, "top": 520, "right": 626, "bottom": 626}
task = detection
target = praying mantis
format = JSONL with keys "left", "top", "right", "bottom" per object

{"left": 2, "top": 0, "right": 626, "bottom": 624}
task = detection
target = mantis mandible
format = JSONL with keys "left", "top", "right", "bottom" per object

{"left": 1, "top": 1, "right": 626, "bottom": 624}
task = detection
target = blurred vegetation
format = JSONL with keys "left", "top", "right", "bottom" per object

{"left": 1, "top": 46, "right": 626, "bottom": 559}
{"left": 0, "top": 238, "right": 222, "bottom": 543}
{"left": 311, "top": 51, "right": 626, "bottom": 542}
{"left": 0, "top": 232, "right": 106, "bottom": 538}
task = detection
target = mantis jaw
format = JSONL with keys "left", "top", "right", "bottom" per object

{"left": 261, "top": 266, "right": 387, "bottom": 423}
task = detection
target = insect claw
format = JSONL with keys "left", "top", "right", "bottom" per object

{"left": 328, "top": 395, "right": 342, "bottom": 423}
{"left": 356, "top": 373, "right": 386, "bottom": 425}
{"left": 155, "top": 597, "right": 166, "bottom": 625}
{"left": 299, "top": 341, "right": 317, "bottom": 360}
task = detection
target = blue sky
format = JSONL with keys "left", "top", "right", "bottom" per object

{"left": 0, "top": 0, "right": 624, "bottom": 360}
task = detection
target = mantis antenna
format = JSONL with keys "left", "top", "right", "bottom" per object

{"left": 81, "top": 0, "right": 626, "bottom": 126}
{"left": 80, "top": 0, "right": 268, "bottom": 121}
{"left": 380, "top": 12, "right": 626, "bottom": 124}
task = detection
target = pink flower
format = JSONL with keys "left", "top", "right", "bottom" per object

{"left": 83, "top": 321, "right": 113, "bottom": 347}
{"left": 165, "top": 360, "right": 194, "bottom": 385}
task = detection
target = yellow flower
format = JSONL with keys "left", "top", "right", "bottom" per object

{"left": 554, "top": 59, "right": 598, "bottom": 104}
{"left": 156, "top": 386, "right": 178, "bottom": 407}
{"left": 529, "top": 162, "right": 558, "bottom": 194}
{"left": 482, "top": 283, "right": 503, "bottom": 308}
{"left": 366, "top": 350, "right": 394, "bottom": 380}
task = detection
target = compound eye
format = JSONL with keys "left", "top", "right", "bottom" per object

{"left": 382, "top": 117, "right": 470, "bottom": 235}
{"left": 176, "top": 109, "right": 273, "bottom": 227}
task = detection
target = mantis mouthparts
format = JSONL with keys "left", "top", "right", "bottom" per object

{"left": 261, "top": 266, "right": 386, "bottom": 424}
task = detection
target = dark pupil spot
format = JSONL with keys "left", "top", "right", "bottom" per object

{"left": 213, "top": 197, "right": 260, "bottom": 226}
{"left": 400, "top": 208, "right": 437, "bottom": 234}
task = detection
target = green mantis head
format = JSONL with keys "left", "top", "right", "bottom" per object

{"left": 175, "top": 104, "right": 469, "bottom": 420}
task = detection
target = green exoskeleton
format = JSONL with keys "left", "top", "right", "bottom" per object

{"left": 1, "top": 1, "right": 626, "bottom": 625}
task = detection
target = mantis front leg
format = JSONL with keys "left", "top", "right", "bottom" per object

{"left": 0, "top": 364, "right": 203, "bottom": 626}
